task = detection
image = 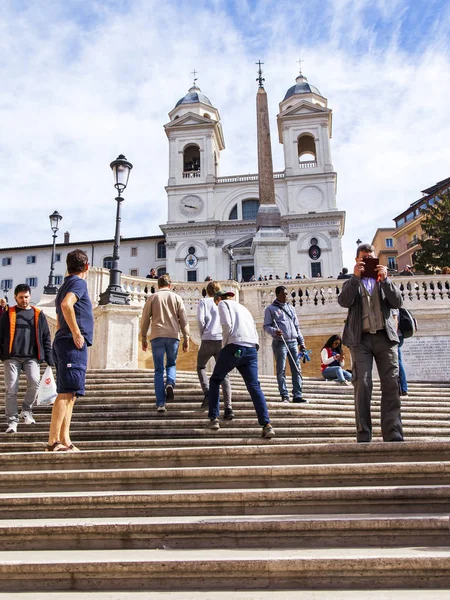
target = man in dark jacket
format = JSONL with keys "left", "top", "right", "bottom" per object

{"left": 338, "top": 244, "right": 404, "bottom": 443}
{"left": 0, "top": 284, "right": 54, "bottom": 433}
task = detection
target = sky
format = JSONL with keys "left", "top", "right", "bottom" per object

{"left": 1, "top": 0, "right": 450, "bottom": 270}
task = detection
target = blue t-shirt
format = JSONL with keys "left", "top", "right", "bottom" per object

{"left": 55, "top": 275, "right": 94, "bottom": 346}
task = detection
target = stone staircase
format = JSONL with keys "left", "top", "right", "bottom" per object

{"left": 0, "top": 367, "right": 450, "bottom": 596}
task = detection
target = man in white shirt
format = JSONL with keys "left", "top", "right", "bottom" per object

{"left": 197, "top": 281, "right": 233, "bottom": 418}
{"left": 206, "top": 290, "right": 275, "bottom": 439}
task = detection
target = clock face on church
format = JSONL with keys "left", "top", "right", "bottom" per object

{"left": 180, "top": 195, "right": 204, "bottom": 217}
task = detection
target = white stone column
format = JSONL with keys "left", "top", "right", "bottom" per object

{"left": 89, "top": 304, "right": 142, "bottom": 370}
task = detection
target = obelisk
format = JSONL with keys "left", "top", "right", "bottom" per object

{"left": 251, "top": 61, "right": 289, "bottom": 278}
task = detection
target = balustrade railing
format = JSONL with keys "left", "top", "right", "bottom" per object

{"left": 183, "top": 171, "right": 201, "bottom": 178}
{"left": 253, "top": 275, "right": 450, "bottom": 317}
{"left": 87, "top": 268, "right": 450, "bottom": 321}
{"left": 216, "top": 171, "right": 285, "bottom": 184}
{"left": 299, "top": 160, "right": 317, "bottom": 169}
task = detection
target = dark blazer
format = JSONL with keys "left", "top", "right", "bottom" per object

{"left": 338, "top": 275, "right": 402, "bottom": 348}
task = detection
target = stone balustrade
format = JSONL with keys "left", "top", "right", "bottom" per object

{"left": 216, "top": 171, "right": 285, "bottom": 184}
{"left": 85, "top": 269, "right": 450, "bottom": 319}
{"left": 299, "top": 160, "right": 317, "bottom": 169}
{"left": 41, "top": 268, "right": 450, "bottom": 376}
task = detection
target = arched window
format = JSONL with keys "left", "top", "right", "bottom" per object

{"left": 242, "top": 199, "right": 259, "bottom": 221}
{"left": 204, "top": 113, "right": 211, "bottom": 119}
{"left": 157, "top": 267, "right": 166, "bottom": 277}
{"left": 297, "top": 134, "right": 317, "bottom": 165}
{"left": 103, "top": 256, "right": 113, "bottom": 269}
{"left": 157, "top": 241, "right": 166, "bottom": 259}
{"left": 229, "top": 204, "right": 238, "bottom": 220}
{"left": 183, "top": 144, "right": 200, "bottom": 173}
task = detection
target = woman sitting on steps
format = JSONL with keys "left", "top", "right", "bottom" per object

{"left": 321, "top": 334, "right": 352, "bottom": 386}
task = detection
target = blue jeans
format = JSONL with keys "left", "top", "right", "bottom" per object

{"left": 322, "top": 366, "right": 352, "bottom": 383}
{"left": 272, "top": 339, "right": 303, "bottom": 399}
{"left": 208, "top": 344, "right": 270, "bottom": 426}
{"left": 398, "top": 336, "right": 408, "bottom": 394}
{"left": 151, "top": 337, "right": 180, "bottom": 406}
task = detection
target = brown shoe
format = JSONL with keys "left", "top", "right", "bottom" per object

{"left": 45, "top": 441, "right": 69, "bottom": 452}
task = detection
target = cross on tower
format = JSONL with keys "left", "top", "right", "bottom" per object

{"left": 297, "top": 58, "right": 304, "bottom": 75}
{"left": 191, "top": 69, "right": 198, "bottom": 86}
{"left": 256, "top": 60, "right": 265, "bottom": 88}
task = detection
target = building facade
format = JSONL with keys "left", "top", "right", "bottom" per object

{"left": 392, "top": 177, "right": 450, "bottom": 272}
{"left": 0, "top": 234, "right": 166, "bottom": 303}
{"left": 371, "top": 228, "right": 398, "bottom": 271}
{"left": 161, "top": 72, "right": 345, "bottom": 282}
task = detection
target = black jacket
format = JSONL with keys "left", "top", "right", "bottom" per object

{"left": 338, "top": 275, "right": 402, "bottom": 348}
{"left": 0, "top": 306, "right": 54, "bottom": 365}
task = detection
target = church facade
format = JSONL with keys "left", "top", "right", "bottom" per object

{"left": 161, "top": 71, "right": 345, "bottom": 282}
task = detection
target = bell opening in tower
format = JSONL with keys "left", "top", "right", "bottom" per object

{"left": 183, "top": 144, "right": 201, "bottom": 176}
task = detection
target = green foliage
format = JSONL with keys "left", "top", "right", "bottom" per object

{"left": 414, "top": 189, "right": 450, "bottom": 274}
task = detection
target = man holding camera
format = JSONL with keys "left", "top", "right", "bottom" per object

{"left": 338, "top": 243, "right": 404, "bottom": 443}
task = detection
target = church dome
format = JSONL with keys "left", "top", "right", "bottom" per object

{"left": 283, "top": 74, "right": 321, "bottom": 100}
{"left": 175, "top": 85, "right": 213, "bottom": 108}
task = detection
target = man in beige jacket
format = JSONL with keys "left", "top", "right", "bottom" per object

{"left": 141, "top": 275, "right": 189, "bottom": 413}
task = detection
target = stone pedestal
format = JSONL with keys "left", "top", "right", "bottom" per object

{"left": 90, "top": 304, "right": 142, "bottom": 370}
{"left": 251, "top": 227, "right": 290, "bottom": 278}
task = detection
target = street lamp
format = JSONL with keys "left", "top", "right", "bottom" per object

{"left": 99, "top": 154, "right": 133, "bottom": 305}
{"left": 43, "top": 210, "right": 63, "bottom": 295}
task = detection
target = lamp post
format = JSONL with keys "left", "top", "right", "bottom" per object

{"left": 99, "top": 154, "right": 133, "bottom": 305}
{"left": 43, "top": 210, "right": 63, "bottom": 295}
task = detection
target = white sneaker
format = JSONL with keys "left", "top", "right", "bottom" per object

{"left": 340, "top": 380, "right": 352, "bottom": 386}
{"left": 20, "top": 411, "right": 36, "bottom": 425}
{"left": 157, "top": 405, "right": 167, "bottom": 413}
{"left": 5, "top": 422, "right": 18, "bottom": 434}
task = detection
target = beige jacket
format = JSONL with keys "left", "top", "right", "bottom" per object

{"left": 141, "top": 288, "right": 189, "bottom": 342}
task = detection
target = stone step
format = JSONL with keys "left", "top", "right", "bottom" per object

{"left": 0, "top": 514, "right": 448, "bottom": 551}
{"left": 5, "top": 403, "right": 450, "bottom": 420}
{"left": 2, "top": 591, "right": 449, "bottom": 600}
{"left": 1, "top": 461, "right": 450, "bottom": 493}
{"left": 1, "top": 485, "right": 449, "bottom": 519}
{"left": 2, "top": 427, "right": 449, "bottom": 443}
{"left": 2, "top": 441, "right": 449, "bottom": 471}
{"left": 5, "top": 415, "right": 450, "bottom": 430}
{"left": 0, "top": 547, "right": 449, "bottom": 591}
{"left": 4, "top": 436, "right": 443, "bottom": 453}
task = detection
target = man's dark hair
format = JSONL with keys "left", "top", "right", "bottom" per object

{"left": 67, "top": 249, "right": 89, "bottom": 274}
{"left": 275, "top": 286, "right": 287, "bottom": 296}
{"left": 356, "top": 243, "right": 375, "bottom": 257}
{"left": 14, "top": 283, "right": 31, "bottom": 296}
{"left": 342, "top": 267, "right": 348, "bottom": 274}
{"left": 323, "top": 334, "right": 342, "bottom": 350}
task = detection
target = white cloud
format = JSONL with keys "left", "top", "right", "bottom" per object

{"left": 1, "top": 0, "right": 450, "bottom": 273}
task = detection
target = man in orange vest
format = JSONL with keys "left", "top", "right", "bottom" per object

{"left": 0, "top": 284, "right": 54, "bottom": 433}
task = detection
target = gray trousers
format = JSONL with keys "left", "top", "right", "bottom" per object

{"left": 4, "top": 358, "right": 40, "bottom": 424}
{"left": 197, "top": 340, "right": 232, "bottom": 409}
{"left": 350, "top": 331, "right": 404, "bottom": 443}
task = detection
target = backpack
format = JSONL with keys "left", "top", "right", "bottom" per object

{"left": 398, "top": 307, "right": 417, "bottom": 339}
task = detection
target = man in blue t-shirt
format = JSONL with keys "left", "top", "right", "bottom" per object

{"left": 46, "top": 249, "right": 93, "bottom": 452}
